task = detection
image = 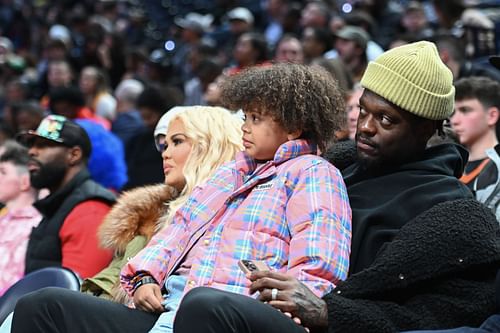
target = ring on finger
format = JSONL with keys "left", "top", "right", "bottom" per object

{"left": 271, "top": 288, "right": 278, "bottom": 301}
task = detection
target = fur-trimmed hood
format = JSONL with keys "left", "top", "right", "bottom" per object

{"left": 98, "top": 183, "right": 178, "bottom": 255}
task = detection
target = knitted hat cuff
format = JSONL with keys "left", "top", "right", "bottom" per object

{"left": 361, "top": 59, "right": 455, "bottom": 120}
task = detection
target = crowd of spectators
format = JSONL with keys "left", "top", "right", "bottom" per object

{"left": 1, "top": 1, "right": 500, "bottom": 199}
{"left": 2, "top": 1, "right": 500, "bottom": 332}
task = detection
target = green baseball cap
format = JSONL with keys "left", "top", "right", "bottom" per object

{"left": 16, "top": 115, "right": 92, "bottom": 158}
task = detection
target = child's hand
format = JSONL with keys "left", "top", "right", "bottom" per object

{"left": 133, "top": 283, "right": 165, "bottom": 313}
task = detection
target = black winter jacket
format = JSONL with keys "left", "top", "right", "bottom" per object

{"left": 342, "top": 143, "right": 473, "bottom": 274}
{"left": 323, "top": 199, "right": 500, "bottom": 333}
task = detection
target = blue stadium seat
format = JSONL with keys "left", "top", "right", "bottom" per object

{"left": 0, "top": 267, "right": 80, "bottom": 323}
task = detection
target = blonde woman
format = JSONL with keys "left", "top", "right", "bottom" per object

{"left": 11, "top": 63, "right": 350, "bottom": 333}
{"left": 80, "top": 106, "right": 243, "bottom": 303}
{"left": 1, "top": 106, "right": 243, "bottom": 333}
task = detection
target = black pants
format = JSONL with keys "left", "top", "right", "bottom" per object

{"left": 11, "top": 287, "right": 159, "bottom": 333}
{"left": 174, "top": 287, "right": 307, "bottom": 333}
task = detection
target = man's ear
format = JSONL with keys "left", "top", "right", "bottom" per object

{"left": 487, "top": 106, "right": 499, "bottom": 127}
{"left": 67, "top": 146, "right": 83, "bottom": 166}
{"left": 287, "top": 129, "right": 303, "bottom": 141}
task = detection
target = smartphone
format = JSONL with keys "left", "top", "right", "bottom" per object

{"left": 238, "top": 259, "right": 269, "bottom": 275}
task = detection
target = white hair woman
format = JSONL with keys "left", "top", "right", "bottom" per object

{"left": 81, "top": 106, "right": 243, "bottom": 303}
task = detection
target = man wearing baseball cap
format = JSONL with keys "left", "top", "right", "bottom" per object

{"left": 334, "top": 25, "right": 370, "bottom": 82}
{"left": 215, "top": 7, "right": 254, "bottom": 65}
{"left": 173, "top": 42, "right": 500, "bottom": 333}
{"left": 173, "top": 12, "right": 213, "bottom": 81}
{"left": 17, "top": 115, "right": 115, "bottom": 279}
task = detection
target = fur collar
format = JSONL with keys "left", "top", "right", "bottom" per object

{"left": 98, "top": 184, "right": 178, "bottom": 255}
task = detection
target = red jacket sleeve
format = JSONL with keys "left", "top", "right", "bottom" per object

{"left": 59, "top": 200, "right": 113, "bottom": 278}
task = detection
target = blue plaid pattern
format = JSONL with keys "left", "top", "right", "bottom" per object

{"left": 121, "top": 139, "right": 351, "bottom": 299}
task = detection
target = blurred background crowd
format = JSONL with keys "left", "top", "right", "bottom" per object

{"left": 1, "top": 0, "right": 500, "bottom": 191}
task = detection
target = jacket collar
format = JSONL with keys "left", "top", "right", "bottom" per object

{"left": 33, "top": 168, "right": 91, "bottom": 217}
{"left": 98, "top": 184, "right": 178, "bottom": 253}
{"left": 234, "top": 139, "right": 317, "bottom": 175}
{"left": 344, "top": 143, "right": 468, "bottom": 183}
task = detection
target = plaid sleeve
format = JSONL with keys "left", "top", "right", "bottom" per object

{"left": 285, "top": 159, "right": 352, "bottom": 297}
{"left": 120, "top": 222, "right": 184, "bottom": 296}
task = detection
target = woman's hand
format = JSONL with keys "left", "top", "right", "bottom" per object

{"left": 248, "top": 271, "right": 328, "bottom": 330}
{"left": 133, "top": 283, "right": 165, "bottom": 313}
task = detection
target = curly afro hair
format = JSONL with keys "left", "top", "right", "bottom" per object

{"left": 220, "top": 63, "right": 345, "bottom": 152}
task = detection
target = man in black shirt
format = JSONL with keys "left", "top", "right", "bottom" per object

{"left": 173, "top": 42, "right": 497, "bottom": 333}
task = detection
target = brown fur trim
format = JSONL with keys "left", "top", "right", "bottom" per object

{"left": 98, "top": 184, "right": 178, "bottom": 254}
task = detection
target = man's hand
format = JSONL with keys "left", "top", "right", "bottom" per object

{"left": 248, "top": 271, "right": 328, "bottom": 329}
{"left": 133, "top": 283, "right": 165, "bottom": 313}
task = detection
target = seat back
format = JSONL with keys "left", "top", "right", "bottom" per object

{"left": 0, "top": 267, "right": 80, "bottom": 323}
{"left": 496, "top": 268, "right": 500, "bottom": 314}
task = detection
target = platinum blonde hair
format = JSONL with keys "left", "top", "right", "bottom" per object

{"left": 163, "top": 106, "right": 243, "bottom": 225}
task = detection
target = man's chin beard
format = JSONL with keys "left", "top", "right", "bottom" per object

{"left": 357, "top": 154, "right": 386, "bottom": 175}
{"left": 31, "top": 173, "right": 64, "bottom": 191}
{"left": 30, "top": 165, "right": 67, "bottom": 191}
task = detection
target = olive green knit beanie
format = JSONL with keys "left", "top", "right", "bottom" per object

{"left": 360, "top": 41, "right": 455, "bottom": 120}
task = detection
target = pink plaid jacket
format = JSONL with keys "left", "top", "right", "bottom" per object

{"left": 121, "top": 139, "right": 351, "bottom": 298}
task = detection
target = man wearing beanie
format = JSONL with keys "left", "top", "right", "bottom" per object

{"left": 172, "top": 42, "right": 500, "bottom": 333}
{"left": 344, "top": 40, "right": 471, "bottom": 274}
